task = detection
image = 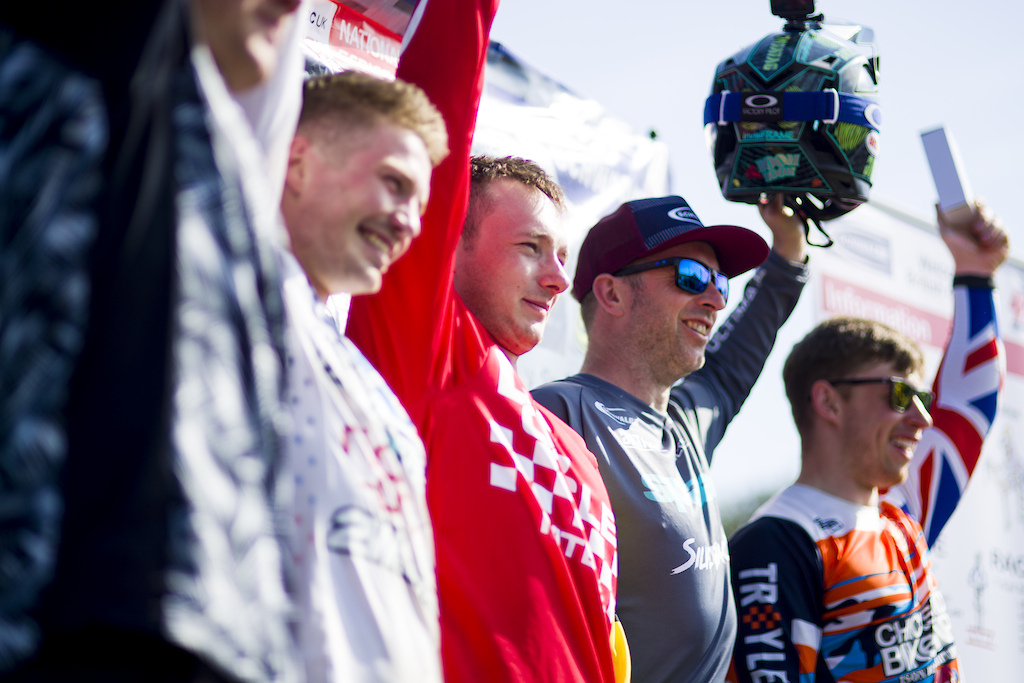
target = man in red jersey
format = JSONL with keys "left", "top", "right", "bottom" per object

{"left": 346, "top": 1, "right": 625, "bottom": 681}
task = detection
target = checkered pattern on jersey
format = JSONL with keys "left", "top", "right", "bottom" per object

{"left": 486, "top": 352, "right": 619, "bottom": 624}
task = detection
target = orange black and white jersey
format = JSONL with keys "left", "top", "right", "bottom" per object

{"left": 728, "top": 282, "right": 1004, "bottom": 683}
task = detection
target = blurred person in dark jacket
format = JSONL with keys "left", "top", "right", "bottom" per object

{"left": 0, "top": 0, "right": 305, "bottom": 680}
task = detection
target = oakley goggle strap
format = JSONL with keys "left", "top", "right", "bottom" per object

{"left": 703, "top": 90, "right": 882, "bottom": 131}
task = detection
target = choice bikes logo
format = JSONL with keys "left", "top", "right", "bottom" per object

{"left": 871, "top": 597, "right": 958, "bottom": 680}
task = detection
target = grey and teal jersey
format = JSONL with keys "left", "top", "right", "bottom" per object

{"left": 534, "top": 250, "right": 808, "bottom": 683}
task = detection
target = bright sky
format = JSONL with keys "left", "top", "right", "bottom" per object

{"left": 491, "top": 0, "right": 1023, "bottom": 257}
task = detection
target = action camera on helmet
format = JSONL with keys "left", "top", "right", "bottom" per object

{"left": 770, "top": 0, "right": 817, "bottom": 23}
{"left": 704, "top": 2, "right": 880, "bottom": 229}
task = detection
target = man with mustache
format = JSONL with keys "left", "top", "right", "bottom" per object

{"left": 276, "top": 70, "right": 448, "bottom": 683}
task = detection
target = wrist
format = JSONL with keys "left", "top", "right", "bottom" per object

{"left": 952, "top": 274, "right": 995, "bottom": 289}
{"left": 771, "top": 244, "right": 808, "bottom": 266}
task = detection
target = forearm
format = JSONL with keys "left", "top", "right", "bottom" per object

{"left": 346, "top": 0, "right": 499, "bottom": 406}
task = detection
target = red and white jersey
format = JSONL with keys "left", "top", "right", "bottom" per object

{"left": 425, "top": 345, "right": 618, "bottom": 682}
{"left": 346, "top": 0, "right": 619, "bottom": 680}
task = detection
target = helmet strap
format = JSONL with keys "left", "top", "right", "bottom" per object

{"left": 804, "top": 214, "right": 834, "bottom": 248}
{"left": 784, "top": 195, "right": 834, "bottom": 248}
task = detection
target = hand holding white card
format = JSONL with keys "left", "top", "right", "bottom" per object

{"left": 921, "top": 126, "right": 976, "bottom": 231}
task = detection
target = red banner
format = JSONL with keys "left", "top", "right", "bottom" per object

{"left": 820, "top": 274, "right": 952, "bottom": 350}
{"left": 303, "top": 1, "right": 402, "bottom": 79}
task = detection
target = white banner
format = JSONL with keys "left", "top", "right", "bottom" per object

{"left": 930, "top": 258, "right": 1024, "bottom": 677}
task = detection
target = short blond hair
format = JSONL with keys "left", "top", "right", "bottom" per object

{"left": 299, "top": 71, "right": 448, "bottom": 166}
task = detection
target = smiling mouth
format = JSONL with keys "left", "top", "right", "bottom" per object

{"left": 360, "top": 227, "right": 395, "bottom": 260}
{"left": 890, "top": 436, "right": 919, "bottom": 455}
{"left": 524, "top": 299, "right": 551, "bottom": 315}
{"left": 685, "top": 320, "right": 711, "bottom": 336}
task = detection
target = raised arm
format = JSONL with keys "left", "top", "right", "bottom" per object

{"left": 886, "top": 200, "right": 1009, "bottom": 544}
{"left": 346, "top": 0, "right": 499, "bottom": 408}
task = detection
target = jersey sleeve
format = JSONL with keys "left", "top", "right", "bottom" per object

{"left": 885, "top": 283, "right": 1004, "bottom": 546}
{"left": 671, "top": 251, "right": 807, "bottom": 458}
{"left": 346, "top": 0, "right": 499, "bottom": 409}
{"left": 728, "top": 517, "right": 825, "bottom": 683}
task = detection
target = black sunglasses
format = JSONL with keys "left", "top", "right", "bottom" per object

{"left": 613, "top": 257, "right": 729, "bottom": 302}
{"left": 828, "top": 377, "right": 934, "bottom": 413}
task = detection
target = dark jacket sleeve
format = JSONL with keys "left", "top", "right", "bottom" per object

{"left": 729, "top": 517, "right": 826, "bottom": 683}
{"left": 0, "top": 38, "right": 107, "bottom": 670}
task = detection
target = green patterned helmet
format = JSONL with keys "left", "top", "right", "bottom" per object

{"left": 704, "top": 22, "right": 880, "bottom": 222}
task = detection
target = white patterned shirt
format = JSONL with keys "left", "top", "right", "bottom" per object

{"left": 280, "top": 252, "right": 440, "bottom": 683}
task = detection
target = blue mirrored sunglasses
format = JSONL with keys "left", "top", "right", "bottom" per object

{"left": 614, "top": 257, "right": 729, "bottom": 302}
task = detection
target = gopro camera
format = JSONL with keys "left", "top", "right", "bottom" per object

{"left": 770, "top": 0, "right": 815, "bottom": 19}
{"left": 770, "top": 0, "right": 820, "bottom": 30}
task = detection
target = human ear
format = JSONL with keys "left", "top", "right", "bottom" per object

{"left": 810, "top": 380, "right": 841, "bottom": 425}
{"left": 283, "top": 135, "right": 310, "bottom": 197}
{"left": 591, "top": 274, "right": 627, "bottom": 318}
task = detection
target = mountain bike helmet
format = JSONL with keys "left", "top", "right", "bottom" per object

{"left": 704, "top": 21, "right": 880, "bottom": 226}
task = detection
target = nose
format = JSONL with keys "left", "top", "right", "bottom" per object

{"left": 540, "top": 253, "right": 571, "bottom": 295}
{"left": 905, "top": 395, "right": 933, "bottom": 428}
{"left": 696, "top": 282, "right": 727, "bottom": 311}
{"left": 391, "top": 201, "right": 422, "bottom": 240}
{"left": 404, "top": 204, "right": 422, "bottom": 239}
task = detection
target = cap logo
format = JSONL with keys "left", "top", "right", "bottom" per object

{"left": 667, "top": 207, "right": 699, "bottom": 223}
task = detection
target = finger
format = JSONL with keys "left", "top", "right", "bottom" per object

{"left": 970, "top": 206, "right": 1002, "bottom": 244}
{"left": 973, "top": 199, "right": 993, "bottom": 227}
{"left": 980, "top": 221, "right": 1009, "bottom": 251}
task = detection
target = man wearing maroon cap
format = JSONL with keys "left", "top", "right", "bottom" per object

{"left": 533, "top": 194, "right": 808, "bottom": 682}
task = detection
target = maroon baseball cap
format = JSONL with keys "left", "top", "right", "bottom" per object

{"left": 572, "top": 196, "right": 770, "bottom": 301}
